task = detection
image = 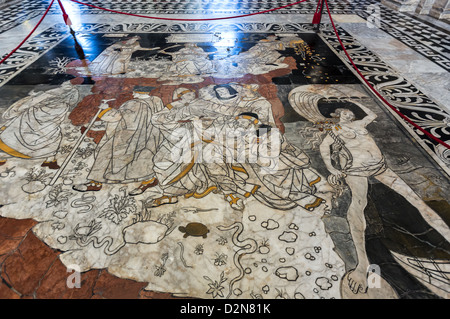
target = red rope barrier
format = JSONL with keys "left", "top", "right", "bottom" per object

{"left": 323, "top": 0, "right": 450, "bottom": 150}
{"left": 0, "top": 0, "right": 55, "bottom": 65}
{"left": 312, "top": 0, "right": 324, "bottom": 24}
{"left": 57, "top": 0, "right": 73, "bottom": 26}
{"left": 69, "top": 0, "right": 309, "bottom": 21}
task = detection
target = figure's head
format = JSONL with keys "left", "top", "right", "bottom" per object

{"left": 60, "top": 80, "right": 74, "bottom": 91}
{"left": 59, "top": 81, "right": 79, "bottom": 107}
{"left": 233, "top": 112, "right": 259, "bottom": 131}
{"left": 132, "top": 85, "right": 155, "bottom": 98}
{"left": 48, "top": 81, "right": 75, "bottom": 99}
{"left": 330, "top": 108, "right": 355, "bottom": 122}
{"left": 213, "top": 84, "right": 238, "bottom": 100}
{"left": 262, "top": 35, "right": 278, "bottom": 42}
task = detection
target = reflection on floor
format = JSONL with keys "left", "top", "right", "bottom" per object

{"left": 0, "top": 0, "right": 449, "bottom": 300}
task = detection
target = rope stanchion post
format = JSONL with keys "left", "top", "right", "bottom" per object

{"left": 312, "top": 0, "right": 324, "bottom": 27}
{"left": 57, "top": 0, "right": 75, "bottom": 34}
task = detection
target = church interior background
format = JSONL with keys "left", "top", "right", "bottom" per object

{"left": 0, "top": 0, "right": 449, "bottom": 300}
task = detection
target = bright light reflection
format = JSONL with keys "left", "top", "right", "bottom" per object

{"left": 60, "top": 0, "right": 82, "bottom": 28}
{"left": 73, "top": 33, "right": 91, "bottom": 50}
{"left": 214, "top": 32, "right": 237, "bottom": 48}
{"left": 20, "top": 19, "right": 35, "bottom": 33}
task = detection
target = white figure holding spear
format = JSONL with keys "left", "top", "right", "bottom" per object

{"left": 49, "top": 99, "right": 115, "bottom": 186}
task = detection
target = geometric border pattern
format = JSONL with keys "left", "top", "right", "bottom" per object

{"left": 356, "top": 7, "right": 450, "bottom": 72}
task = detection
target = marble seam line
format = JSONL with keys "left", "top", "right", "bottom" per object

{"left": 323, "top": 0, "right": 450, "bottom": 151}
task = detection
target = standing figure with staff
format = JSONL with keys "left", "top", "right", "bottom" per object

{"left": 70, "top": 86, "right": 164, "bottom": 192}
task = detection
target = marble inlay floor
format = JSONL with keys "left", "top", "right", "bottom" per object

{"left": 0, "top": 0, "right": 449, "bottom": 301}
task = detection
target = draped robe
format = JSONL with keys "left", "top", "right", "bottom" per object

{"left": 0, "top": 87, "right": 79, "bottom": 159}
{"left": 87, "top": 96, "right": 164, "bottom": 183}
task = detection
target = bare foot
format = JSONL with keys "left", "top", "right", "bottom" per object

{"left": 347, "top": 266, "right": 368, "bottom": 294}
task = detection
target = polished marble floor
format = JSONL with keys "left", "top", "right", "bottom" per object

{"left": 0, "top": 0, "right": 449, "bottom": 300}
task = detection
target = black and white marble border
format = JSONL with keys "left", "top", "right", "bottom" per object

{"left": 356, "top": 8, "right": 450, "bottom": 72}
{"left": 0, "top": 24, "right": 69, "bottom": 85}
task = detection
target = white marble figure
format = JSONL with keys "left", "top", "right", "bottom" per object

{"left": 72, "top": 86, "right": 164, "bottom": 192}
{"left": 318, "top": 100, "right": 450, "bottom": 295}
{"left": 0, "top": 81, "right": 79, "bottom": 169}
{"left": 147, "top": 84, "right": 329, "bottom": 213}
{"left": 83, "top": 35, "right": 311, "bottom": 83}
{"left": 158, "top": 43, "right": 217, "bottom": 83}
{"left": 88, "top": 36, "right": 159, "bottom": 76}
{"left": 228, "top": 35, "right": 288, "bottom": 73}
{"left": 216, "top": 35, "right": 309, "bottom": 77}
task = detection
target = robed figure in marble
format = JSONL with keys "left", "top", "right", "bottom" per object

{"left": 0, "top": 81, "right": 79, "bottom": 169}
{"left": 73, "top": 86, "right": 164, "bottom": 192}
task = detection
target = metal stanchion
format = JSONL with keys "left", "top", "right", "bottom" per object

{"left": 57, "top": 0, "right": 74, "bottom": 34}
{"left": 312, "top": 0, "right": 324, "bottom": 31}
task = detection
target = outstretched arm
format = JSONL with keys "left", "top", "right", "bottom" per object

{"left": 138, "top": 46, "right": 161, "bottom": 51}
{"left": 351, "top": 100, "right": 377, "bottom": 127}
{"left": 158, "top": 44, "right": 183, "bottom": 55}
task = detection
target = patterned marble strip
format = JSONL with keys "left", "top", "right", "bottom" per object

{"left": 356, "top": 9, "right": 450, "bottom": 72}
{"left": 0, "top": 0, "right": 58, "bottom": 33}
{"left": 72, "top": 21, "right": 319, "bottom": 33}
{"left": 0, "top": 0, "right": 373, "bottom": 34}
{"left": 0, "top": 21, "right": 448, "bottom": 173}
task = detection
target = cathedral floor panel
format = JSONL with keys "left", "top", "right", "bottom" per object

{"left": 0, "top": 0, "right": 449, "bottom": 302}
